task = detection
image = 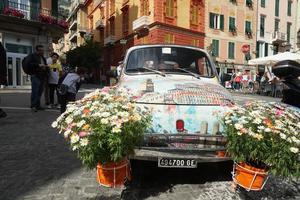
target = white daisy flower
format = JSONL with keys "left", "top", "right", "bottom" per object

{"left": 290, "top": 147, "right": 299, "bottom": 154}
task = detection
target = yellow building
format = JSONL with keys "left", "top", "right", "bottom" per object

{"left": 205, "top": 0, "right": 257, "bottom": 74}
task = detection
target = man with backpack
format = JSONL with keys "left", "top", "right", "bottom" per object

{"left": 22, "top": 45, "right": 48, "bottom": 112}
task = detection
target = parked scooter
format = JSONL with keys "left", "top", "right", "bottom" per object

{"left": 272, "top": 60, "right": 300, "bottom": 108}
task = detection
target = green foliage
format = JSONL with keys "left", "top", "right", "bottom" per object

{"left": 221, "top": 101, "right": 300, "bottom": 178}
{"left": 66, "top": 39, "right": 102, "bottom": 69}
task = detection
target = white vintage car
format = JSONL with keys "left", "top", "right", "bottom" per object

{"left": 115, "top": 44, "right": 234, "bottom": 168}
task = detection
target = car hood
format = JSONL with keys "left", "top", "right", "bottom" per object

{"left": 118, "top": 75, "right": 233, "bottom": 105}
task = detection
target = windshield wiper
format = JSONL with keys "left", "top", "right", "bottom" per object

{"left": 139, "top": 66, "right": 166, "bottom": 77}
{"left": 175, "top": 68, "right": 201, "bottom": 79}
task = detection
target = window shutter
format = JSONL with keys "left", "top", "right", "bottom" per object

{"left": 209, "top": 13, "right": 214, "bottom": 28}
{"left": 220, "top": 15, "right": 224, "bottom": 30}
{"left": 216, "top": 40, "right": 219, "bottom": 57}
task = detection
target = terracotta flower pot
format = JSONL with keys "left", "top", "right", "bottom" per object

{"left": 96, "top": 159, "right": 131, "bottom": 188}
{"left": 232, "top": 162, "right": 269, "bottom": 191}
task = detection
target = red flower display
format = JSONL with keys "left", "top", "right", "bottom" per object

{"left": 38, "top": 13, "right": 57, "bottom": 24}
{"left": 3, "top": 7, "right": 25, "bottom": 18}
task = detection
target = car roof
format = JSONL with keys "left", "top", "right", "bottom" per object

{"left": 127, "top": 44, "right": 208, "bottom": 53}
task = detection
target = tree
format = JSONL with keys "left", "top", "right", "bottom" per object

{"left": 66, "top": 39, "right": 102, "bottom": 70}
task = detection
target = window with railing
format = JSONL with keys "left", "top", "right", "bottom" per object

{"left": 212, "top": 39, "right": 219, "bottom": 57}
{"left": 140, "top": 0, "right": 149, "bottom": 16}
{"left": 228, "top": 42, "right": 235, "bottom": 59}
{"left": 287, "top": 0, "right": 292, "bottom": 16}
{"left": 287, "top": 22, "right": 291, "bottom": 43}
{"left": 165, "top": 0, "right": 175, "bottom": 18}
{"left": 164, "top": 33, "right": 174, "bottom": 43}
{"left": 229, "top": 17, "right": 236, "bottom": 32}
{"left": 191, "top": 39, "right": 199, "bottom": 47}
{"left": 190, "top": 2, "right": 199, "bottom": 25}
{"left": 245, "top": 21, "right": 252, "bottom": 36}
{"left": 209, "top": 13, "right": 224, "bottom": 30}
{"left": 275, "top": 0, "right": 279, "bottom": 17}
{"left": 260, "top": 15, "right": 265, "bottom": 37}
{"left": 275, "top": 19, "right": 279, "bottom": 32}
{"left": 246, "top": 0, "right": 253, "bottom": 8}
{"left": 110, "top": 0, "right": 115, "bottom": 15}
{"left": 109, "top": 17, "right": 115, "bottom": 35}
{"left": 122, "top": 7, "right": 129, "bottom": 36}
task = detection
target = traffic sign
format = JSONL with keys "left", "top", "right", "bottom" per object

{"left": 241, "top": 44, "right": 250, "bottom": 54}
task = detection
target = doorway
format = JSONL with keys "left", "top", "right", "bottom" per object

{"left": 7, "top": 53, "right": 30, "bottom": 88}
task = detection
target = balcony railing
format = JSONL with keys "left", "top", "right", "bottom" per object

{"left": 0, "top": 0, "right": 66, "bottom": 21}
{"left": 272, "top": 31, "right": 287, "bottom": 43}
{"left": 133, "top": 15, "right": 151, "bottom": 31}
{"left": 95, "top": 19, "right": 105, "bottom": 29}
{"left": 104, "top": 35, "right": 116, "bottom": 45}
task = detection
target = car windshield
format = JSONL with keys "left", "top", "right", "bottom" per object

{"left": 125, "top": 47, "right": 214, "bottom": 77}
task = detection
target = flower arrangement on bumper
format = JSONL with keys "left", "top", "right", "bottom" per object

{"left": 52, "top": 87, "right": 151, "bottom": 187}
{"left": 221, "top": 101, "right": 300, "bottom": 190}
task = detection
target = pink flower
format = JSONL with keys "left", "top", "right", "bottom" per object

{"left": 275, "top": 109, "right": 283, "bottom": 117}
{"left": 79, "top": 131, "right": 88, "bottom": 137}
{"left": 101, "top": 87, "right": 110, "bottom": 93}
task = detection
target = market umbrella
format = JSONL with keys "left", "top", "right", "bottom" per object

{"left": 248, "top": 52, "right": 300, "bottom": 65}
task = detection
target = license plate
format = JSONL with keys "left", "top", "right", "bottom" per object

{"left": 158, "top": 158, "right": 197, "bottom": 168}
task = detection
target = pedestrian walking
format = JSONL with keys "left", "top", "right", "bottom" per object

{"left": 47, "top": 53, "right": 62, "bottom": 109}
{"left": 234, "top": 72, "right": 242, "bottom": 91}
{"left": 59, "top": 67, "right": 85, "bottom": 113}
{"left": 23, "top": 45, "right": 48, "bottom": 112}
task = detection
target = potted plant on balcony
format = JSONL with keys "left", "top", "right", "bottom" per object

{"left": 52, "top": 87, "right": 152, "bottom": 188}
{"left": 3, "top": 7, "right": 24, "bottom": 18}
{"left": 221, "top": 101, "right": 300, "bottom": 191}
{"left": 38, "top": 13, "right": 56, "bottom": 24}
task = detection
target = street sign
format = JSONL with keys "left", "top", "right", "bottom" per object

{"left": 241, "top": 44, "right": 250, "bottom": 54}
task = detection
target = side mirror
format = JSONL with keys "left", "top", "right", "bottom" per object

{"left": 106, "top": 69, "right": 118, "bottom": 78}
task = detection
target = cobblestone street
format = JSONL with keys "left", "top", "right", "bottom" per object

{"left": 0, "top": 92, "right": 299, "bottom": 200}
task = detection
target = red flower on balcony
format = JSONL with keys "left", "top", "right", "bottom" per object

{"left": 3, "top": 7, "right": 25, "bottom": 18}
{"left": 58, "top": 20, "right": 69, "bottom": 30}
{"left": 38, "top": 13, "right": 57, "bottom": 24}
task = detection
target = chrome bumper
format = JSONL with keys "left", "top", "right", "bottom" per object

{"left": 130, "top": 133, "right": 231, "bottom": 162}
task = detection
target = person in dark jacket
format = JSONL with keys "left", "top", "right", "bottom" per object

{"left": 0, "top": 42, "right": 7, "bottom": 87}
{"left": 0, "top": 42, "right": 7, "bottom": 117}
{"left": 27, "top": 45, "right": 48, "bottom": 112}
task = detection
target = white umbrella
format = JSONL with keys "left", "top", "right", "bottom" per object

{"left": 248, "top": 52, "right": 300, "bottom": 65}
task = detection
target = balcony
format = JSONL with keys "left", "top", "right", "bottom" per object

{"left": 70, "top": 0, "right": 85, "bottom": 12}
{"left": 133, "top": 16, "right": 151, "bottom": 31}
{"left": 95, "top": 19, "right": 105, "bottom": 29}
{"left": 104, "top": 35, "right": 116, "bottom": 45}
{"left": 69, "top": 30, "right": 77, "bottom": 42}
{"left": 0, "top": 0, "right": 66, "bottom": 40}
{"left": 69, "top": 20, "right": 77, "bottom": 30}
{"left": 272, "top": 31, "right": 287, "bottom": 44}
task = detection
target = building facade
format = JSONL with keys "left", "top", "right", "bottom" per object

{"left": 205, "top": 0, "right": 257, "bottom": 74}
{"left": 0, "top": 0, "right": 66, "bottom": 88}
{"left": 60, "top": 0, "right": 206, "bottom": 84}
{"left": 256, "top": 0, "right": 298, "bottom": 59}
{"left": 100, "top": 0, "right": 206, "bottom": 77}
